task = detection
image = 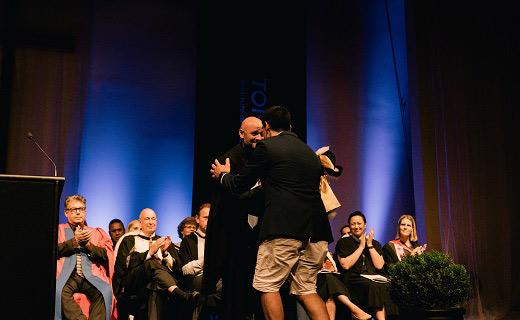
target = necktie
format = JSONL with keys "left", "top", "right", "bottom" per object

{"left": 75, "top": 226, "right": 84, "bottom": 277}
{"left": 76, "top": 251, "right": 84, "bottom": 277}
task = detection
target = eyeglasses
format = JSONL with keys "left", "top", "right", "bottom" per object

{"left": 66, "top": 207, "right": 86, "bottom": 213}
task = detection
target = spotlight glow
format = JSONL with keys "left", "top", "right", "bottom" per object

{"left": 361, "top": 0, "right": 408, "bottom": 242}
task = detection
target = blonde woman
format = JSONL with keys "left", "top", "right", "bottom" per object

{"left": 382, "top": 214, "right": 426, "bottom": 265}
{"left": 126, "top": 219, "right": 141, "bottom": 232}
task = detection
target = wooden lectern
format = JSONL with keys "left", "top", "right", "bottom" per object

{"left": 0, "top": 174, "right": 65, "bottom": 319}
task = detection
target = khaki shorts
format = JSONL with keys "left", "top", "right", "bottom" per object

{"left": 253, "top": 238, "right": 328, "bottom": 295}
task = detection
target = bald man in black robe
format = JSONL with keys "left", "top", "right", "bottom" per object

{"left": 202, "top": 116, "right": 265, "bottom": 320}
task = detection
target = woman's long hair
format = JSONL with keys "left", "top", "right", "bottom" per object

{"left": 395, "top": 214, "right": 418, "bottom": 242}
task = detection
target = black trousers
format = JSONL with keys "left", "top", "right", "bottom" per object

{"left": 61, "top": 271, "right": 106, "bottom": 320}
{"left": 125, "top": 258, "right": 181, "bottom": 320}
{"left": 144, "top": 258, "right": 179, "bottom": 289}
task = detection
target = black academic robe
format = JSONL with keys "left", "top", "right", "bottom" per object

{"left": 202, "top": 142, "right": 264, "bottom": 320}
{"left": 113, "top": 233, "right": 182, "bottom": 320}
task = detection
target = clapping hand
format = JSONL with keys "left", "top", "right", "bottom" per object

{"left": 149, "top": 237, "right": 166, "bottom": 256}
{"left": 160, "top": 236, "right": 172, "bottom": 255}
{"left": 411, "top": 243, "right": 427, "bottom": 256}
{"left": 359, "top": 231, "right": 366, "bottom": 248}
{"left": 210, "top": 158, "right": 230, "bottom": 179}
{"left": 74, "top": 226, "right": 92, "bottom": 247}
{"left": 366, "top": 228, "right": 375, "bottom": 247}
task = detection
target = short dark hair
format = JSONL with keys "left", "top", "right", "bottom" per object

{"left": 262, "top": 105, "right": 291, "bottom": 132}
{"left": 177, "top": 216, "right": 197, "bottom": 238}
{"left": 109, "top": 218, "right": 124, "bottom": 227}
{"left": 348, "top": 210, "right": 366, "bottom": 224}
{"left": 340, "top": 224, "right": 350, "bottom": 236}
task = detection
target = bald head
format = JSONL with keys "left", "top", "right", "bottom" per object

{"left": 239, "top": 116, "right": 263, "bottom": 148}
{"left": 139, "top": 208, "right": 157, "bottom": 236}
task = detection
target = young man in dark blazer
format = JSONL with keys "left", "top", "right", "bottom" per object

{"left": 211, "top": 106, "right": 333, "bottom": 320}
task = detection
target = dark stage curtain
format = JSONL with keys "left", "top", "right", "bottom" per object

{"left": 6, "top": 47, "right": 86, "bottom": 178}
{"left": 409, "top": 1, "right": 519, "bottom": 318}
{"left": 2, "top": 1, "right": 91, "bottom": 205}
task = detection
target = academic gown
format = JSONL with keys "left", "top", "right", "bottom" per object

{"left": 202, "top": 142, "right": 264, "bottom": 319}
{"left": 55, "top": 224, "right": 116, "bottom": 320}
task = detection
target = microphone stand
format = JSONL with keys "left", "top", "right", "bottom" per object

{"left": 26, "top": 132, "right": 58, "bottom": 177}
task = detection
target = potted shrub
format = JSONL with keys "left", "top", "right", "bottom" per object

{"left": 387, "top": 251, "right": 471, "bottom": 320}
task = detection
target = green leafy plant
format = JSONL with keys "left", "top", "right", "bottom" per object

{"left": 388, "top": 251, "right": 471, "bottom": 311}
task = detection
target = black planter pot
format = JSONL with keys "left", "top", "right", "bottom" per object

{"left": 399, "top": 307, "right": 465, "bottom": 320}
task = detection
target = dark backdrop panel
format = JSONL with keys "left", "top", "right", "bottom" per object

{"left": 192, "top": 1, "right": 306, "bottom": 210}
{"left": 1, "top": 175, "right": 64, "bottom": 320}
{"left": 2, "top": 0, "right": 90, "bottom": 211}
{"left": 0, "top": 0, "right": 14, "bottom": 173}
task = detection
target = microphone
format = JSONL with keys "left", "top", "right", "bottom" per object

{"left": 26, "top": 131, "right": 58, "bottom": 177}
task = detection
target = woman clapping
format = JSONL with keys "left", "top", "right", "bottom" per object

{"left": 335, "top": 211, "right": 389, "bottom": 320}
{"left": 382, "top": 214, "right": 426, "bottom": 266}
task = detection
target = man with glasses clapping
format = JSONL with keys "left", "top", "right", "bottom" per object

{"left": 55, "top": 194, "right": 115, "bottom": 320}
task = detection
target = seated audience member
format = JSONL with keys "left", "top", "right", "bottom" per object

{"left": 179, "top": 203, "right": 210, "bottom": 319}
{"left": 174, "top": 216, "right": 197, "bottom": 250}
{"left": 114, "top": 208, "right": 198, "bottom": 320}
{"left": 379, "top": 214, "right": 424, "bottom": 318}
{"left": 383, "top": 214, "right": 426, "bottom": 265}
{"left": 382, "top": 214, "right": 426, "bottom": 266}
{"left": 317, "top": 252, "right": 372, "bottom": 320}
{"left": 112, "top": 220, "right": 141, "bottom": 319}
{"left": 335, "top": 210, "right": 389, "bottom": 320}
{"left": 56, "top": 194, "right": 115, "bottom": 320}
{"left": 113, "top": 220, "right": 142, "bottom": 258}
{"left": 179, "top": 203, "right": 210, "bottom": 291}
{"left": 108, "top": 218, "right": 125, "bottom": 248}
{"left": 127, "top": 219, "right": 142, "bottom": 233}
{"left": 340, "top": 224, "right": 350, "bottom": 238}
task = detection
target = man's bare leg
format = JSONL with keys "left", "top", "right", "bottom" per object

{"left": 261, "top": 292, "right": 284, "bottom": 320}
{"left": 297, "top": 293, "right": 330, "bottom": 320}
